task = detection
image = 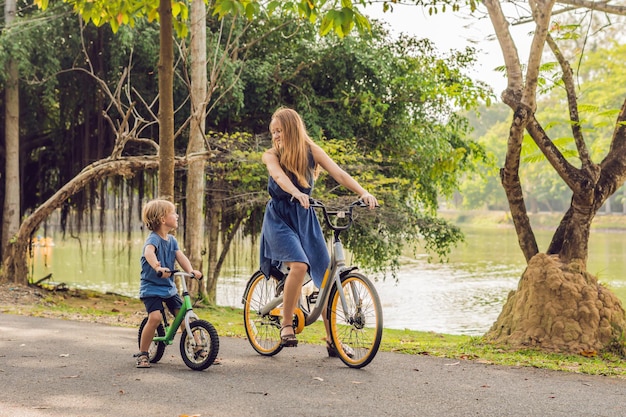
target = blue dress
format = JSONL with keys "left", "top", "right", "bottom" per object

{"left": 259, "top": 154, "right": 329, "bottom": 288}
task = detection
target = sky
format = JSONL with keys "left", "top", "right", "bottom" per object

{"left": 363, "top": 2, "right": 534, "bottom": 96}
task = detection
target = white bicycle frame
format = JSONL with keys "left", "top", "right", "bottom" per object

{"left": 258, "top": 205, "right": 357, "bottom": 325}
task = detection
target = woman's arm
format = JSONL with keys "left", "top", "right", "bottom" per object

{"left": 310, "top": 142, "right": 378, "bottom": 209}
{"left": 262, "top": 149, "right": 311, "bottom": 208}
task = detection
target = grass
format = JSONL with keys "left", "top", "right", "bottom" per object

{"left": 3, "top": 286, "right": 625, "bottom": 379}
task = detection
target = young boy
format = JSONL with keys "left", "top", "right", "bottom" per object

{"left": 135, "top": 199, "right": 202, "bottom": 368}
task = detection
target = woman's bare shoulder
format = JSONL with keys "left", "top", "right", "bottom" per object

{"left": 262, "top": 148, "right": 278, "bottom": 162}
{"left": 309, "top": 141, "right": 331, "bottom": 162}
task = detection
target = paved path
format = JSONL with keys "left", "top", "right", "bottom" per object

{"left": 0, "top": 314, "right": 625, "bottom": 417}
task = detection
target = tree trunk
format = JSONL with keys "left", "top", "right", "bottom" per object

{"left": 1, "top": 157, "right": 159, "bottom": 284}
{"left": 2, "top": 0, "right": 19, "bottom": 260}
{"left": 205, "top": 196, "right": 220, "bottom": 305}
{"left": 158, "top": 0, "right": 175, "bottom": 201}
{"left": 0, "top": 152, "right": 214, "bottom": 284}
{"left": 185, "top": 0, "right": 208, "bottom": 297}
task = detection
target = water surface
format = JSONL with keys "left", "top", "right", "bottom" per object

{"left": 30, "top": 225, "right": 626, "bottom": 335}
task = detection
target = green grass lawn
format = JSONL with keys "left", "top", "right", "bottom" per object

{"left": 196, "top": 304, "right": 626, "bottom": 378}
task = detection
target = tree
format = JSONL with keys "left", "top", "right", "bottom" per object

{"left": 1, "top": 0, "right": 20, "bottom": 260}
{"left": 185, "top": 0, "right": 207, "bottom": 296}
{"left": 484, "top": 0, "right": 626, "bottom": 355}
{"left": 0, "top": 0, "right": 381, "bottom": 285}
{"left": 157, "top": 0, "right": 175, "bottom": 201}
{"left": 372, "top": 0, "right": 626, "bottom": 354}
{"left": 2, "top": 0, "right": 487, "bottom": 320}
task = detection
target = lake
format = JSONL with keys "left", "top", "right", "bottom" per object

{"left": 29, "top": 224, "right": 626, "bottom": 336}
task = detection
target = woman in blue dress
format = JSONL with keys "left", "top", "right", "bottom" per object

{"left": 259, "top": 107, "right": 378, "bottom": 353}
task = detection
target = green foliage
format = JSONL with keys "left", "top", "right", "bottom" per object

{"left": 213, "top": 0, "right": 261, "bottom": 20}
{"left": 380, "top": 0, "right": 476, "bottom": 14}
{"left": 36, "top": 0, "right": 372, "bottom": 39}
{"left": 10, "top": 1, "right": 490, "bottom": 278}
{"left": 35, "top": 0, "right": 193, "bottom": 36}
{"left": 461, "top": 40, "right": 626, "bottom": 213}
{"left": 229, "top": 19, "right": 490, "bottom": 273}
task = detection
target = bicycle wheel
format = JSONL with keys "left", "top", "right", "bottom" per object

{"left": 138, "top": 317, "right": 166, "bottom": 363}
{"left": 180, "top": 320, "right": 219, "bottom": 371}
{"left": 327, "top": 272, "right": 383, "bottom": 368}
{"left": 242, "top": 270, "right": 283, "bottom": 356}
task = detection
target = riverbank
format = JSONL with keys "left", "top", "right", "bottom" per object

{"left": 7, "top": 210, "right": 626, "bottom": 377}
{"left": 440, "top": 209, "right": 626, "bottom": 231}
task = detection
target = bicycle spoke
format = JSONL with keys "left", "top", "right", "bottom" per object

{"left": 243, "top": 271, "right": 283, "bottom": 355}
{"left": 329, "top": 273, "right": 382, "bottom": 368}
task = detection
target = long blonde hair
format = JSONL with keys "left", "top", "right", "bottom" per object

{"left": 270, "top": 107, "right": 318, "bottom": 188}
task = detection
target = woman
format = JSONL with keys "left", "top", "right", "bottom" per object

{"left": 259, "top": 107, "right": 378, "bottom": 354}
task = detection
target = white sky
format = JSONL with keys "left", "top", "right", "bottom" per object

{"left": 363, "top": 2, "right": 534, "bottom": 96}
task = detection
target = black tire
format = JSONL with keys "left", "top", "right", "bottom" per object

{"left": 242, "top": 270, "right": 283, "bottom": 356}
{"left": 138, "top": 317, "right": 166, "bottom": 363}
{"left": 180, "top": 320, "right": 219, "bottom": 371}
{"left": 327, "top": 272, "right": 383, "bottom": 368}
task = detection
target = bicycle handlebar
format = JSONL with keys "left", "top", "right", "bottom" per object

{"left": 308, "top": 198, "right": 376, "bottom": 232}
{"left": 156, "top": 270, "right": 202, "bottom": 280}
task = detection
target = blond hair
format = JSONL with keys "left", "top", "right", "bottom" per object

{"left": 142, "top": 199, "right": 175, "bottom": 231}
{"left": 270, "top": 107, "right": 318, "bottom": 188}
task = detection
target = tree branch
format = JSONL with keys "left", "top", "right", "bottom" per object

{"left": 523, "top": 0, "right": 557, "bottom": 112}
{"left": 545, "top": 34, "right": 594, "bottom": 174}
{"left": 557, "top": 0, "right": 626, "bottom": 15}
{"left": 525, "top": 116, "right": 581, "bottom": 190}
{"left": 484, "top": 0, "right": 524, "bottom": 101}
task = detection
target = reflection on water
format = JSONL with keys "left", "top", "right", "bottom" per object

{"left": 30, "top": 225, "right": 626, "bottom": 336}
{"left": 375, "top": 257, "right": 520, "bottom": 335}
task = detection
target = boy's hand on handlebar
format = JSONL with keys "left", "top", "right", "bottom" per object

{"left": 156, "top": 268, "right": 202, "bottom": 279}
{"left": 156, "top": 267, "right": 171, "bottom": 278}
{"left": 190, "top": 269, "right": 203, "bottom": 280}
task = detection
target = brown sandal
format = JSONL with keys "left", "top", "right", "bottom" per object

{"left": 280, "top": 325, "right": 298, "bottom": 347}
{"left": 194, "top": 348, "right": 208, "bottom": 360}
{"left": 134, "top": 351, "right": 151, "bottom": 368}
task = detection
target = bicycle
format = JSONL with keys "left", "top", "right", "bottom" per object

{"left": 242, "top": 198, "right": 383, "bottom": 368}
{"left": 137, "top": 271, "right": 219, "bottom": 371}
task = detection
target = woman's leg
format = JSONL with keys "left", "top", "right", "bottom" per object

{"left": 281, "top": 261, "right": 307, "bottom": 341}
{"left": 323, "top": 312, "right": 331, "bottom": 342}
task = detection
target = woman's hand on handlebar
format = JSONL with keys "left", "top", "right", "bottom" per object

{"left": 359, "top": 192, "right": 378, "bottom": 209}
{"left": 291, "top": 191, "right": 310, "bottom": 209}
